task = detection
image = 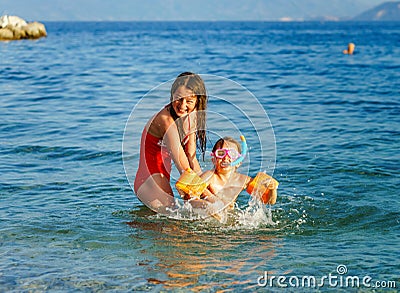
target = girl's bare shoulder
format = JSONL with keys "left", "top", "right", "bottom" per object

{"left": 229, "top": 173, "right": 251, "bottom": 188}
{"left": 147, "top": 107, "right": 174, "bottom": 136}
{"left": 200, "top": 170, "right": 215, "bottom": 181}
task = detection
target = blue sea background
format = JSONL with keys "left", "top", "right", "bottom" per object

{"left": 1, "top": 21, "right": 399, "bottom": 291}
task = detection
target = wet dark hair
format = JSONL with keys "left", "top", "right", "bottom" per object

{"left": 169, "top": 72, "right": 208, "bottom": 157}
{"left": 212, "top": 137, "right": 241, "bottom": 153}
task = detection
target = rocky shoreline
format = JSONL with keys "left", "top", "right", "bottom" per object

{"left": 0, "top": 15, "right": 47, "bottom": 41}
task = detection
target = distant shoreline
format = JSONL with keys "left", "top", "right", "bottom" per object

{"left": 39, "top": 20, "right": 400, "bottom": 23}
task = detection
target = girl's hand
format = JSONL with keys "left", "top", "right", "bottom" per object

{"left": 200, "top": 187, "right": 217, "bottom": 203}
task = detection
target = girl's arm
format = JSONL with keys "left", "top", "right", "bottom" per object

{"left": 163, "top": 121, "right": 191, "bottom": 174}
{"left": 243, "top": 175, "right": 252, "bottom": 190}
{"left": 199, "top": 171, "right": 218, "bottom": 202}
{"left": 185, "top": 131, "right": 201, "bottom": 173}
{"left": 183, "top": 112, "right": 201, "bottom": 173}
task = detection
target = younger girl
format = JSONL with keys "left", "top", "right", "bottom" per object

{"left": 200, "top": 137, "right": 278, "bottom": 208}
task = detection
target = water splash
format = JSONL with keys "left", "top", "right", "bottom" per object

{"left": 235, "top": 197, "right": 276, "bottom": 228}
{"left": 164, "top": 198, "right": 228, "bottom": 221}
{"left": 157, "top": 195, "right": 277, "bottom": 230}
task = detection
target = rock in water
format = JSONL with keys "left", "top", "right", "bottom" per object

{"left": 0, "top": 15, "right": 47, "bottom": 41}
{"left": 24, "top": 22, "right": 47, "bottom": 39}
{"left": 0, "top": 15, "right": 28, "bottom": 28}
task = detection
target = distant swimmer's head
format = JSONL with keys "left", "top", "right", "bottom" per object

{"left": 343, "top": 42, "right": 355, "bottom": 55}
{"left": 211, "top": 137, "right": 242, "bottom": 172}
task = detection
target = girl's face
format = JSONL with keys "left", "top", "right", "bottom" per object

{"left": 171, "top": 86, "right": 197, "bottom": 117}
{"left": 213, "top": 142, "right": 239, "bottom": 174}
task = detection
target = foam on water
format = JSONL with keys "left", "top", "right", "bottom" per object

{"left": 141, "top": 193, "right": 277, "bottom": 231}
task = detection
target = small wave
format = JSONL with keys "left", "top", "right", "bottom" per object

{"left": 5, "top": 144, "right": 120, "bottom": 163}
{"left": 123, "top": 195, "right": 278, "bottom": 233}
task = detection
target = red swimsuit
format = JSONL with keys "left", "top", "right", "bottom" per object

{"left": 134, "top": 110, "right": 193, "bottom": 194}
{"left": 134, "top": 129, "right": 172, "bottom": 193}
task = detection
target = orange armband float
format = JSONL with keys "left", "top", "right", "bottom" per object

{"left": 175, "top": 167, "right": 207, "bottom": 200}
{"left": 246, "top": 172, "right": 279, "bottom": 205}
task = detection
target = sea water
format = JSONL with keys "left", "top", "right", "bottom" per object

{"left": 1, "top": 21, "right": 399, "bottom": 291}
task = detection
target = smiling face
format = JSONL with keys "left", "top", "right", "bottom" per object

{"left": 212, "top": 141, "right": 240, "bottom": 174}
{"left": 171, "top": 86, "right": 198, "bottom": 117}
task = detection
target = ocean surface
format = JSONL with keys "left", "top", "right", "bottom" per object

{"left": 1, "top": 21, "right": 399, "bottom": 291}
